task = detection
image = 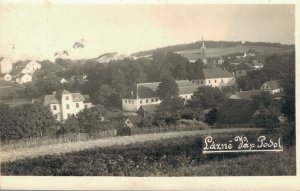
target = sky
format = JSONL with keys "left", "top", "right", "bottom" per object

{"left": 0, "top": 2, "right": 295, "bottom": 62}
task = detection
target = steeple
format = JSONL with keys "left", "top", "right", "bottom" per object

{"left": 201, "top": 35, "right": 206, "bottom": 49}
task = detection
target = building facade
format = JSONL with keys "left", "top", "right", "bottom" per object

{"left": 122, "top": 80, "right": 198, "bottom": 112}
{"left": 191, "top": 67, "right": 235, "bottom": 89}
{"left": 16, "top": 73, "right": 32, "bottom": 84}
{"left": 43, "top": 90, "right": 93, "bottom": 121}
{"left": 260, "top": 80, "right": 283, "bottom": 95}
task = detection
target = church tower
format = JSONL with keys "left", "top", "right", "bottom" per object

{"left": 200, "top": 36, "right": 206, "bottom": 56}
{"left": 200, "top": 36, "right": 207, "bottom": 64}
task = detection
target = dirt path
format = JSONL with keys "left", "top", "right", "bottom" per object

{"left": 0, "top": 128, "right": 262, "bottom": 163}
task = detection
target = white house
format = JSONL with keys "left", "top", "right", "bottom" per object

{"left": 20, "top": 60, "right": 41, "bottom": 74}
{"left": 252, "top": 60, "right": 264, "bottom": 69}
{"left": 190, "top": 67, "right": 235, "bottom": 89}
{"left": 3, "top": 73, "right": 12, "bottom": 81}
{"left": 260, "top": 80, "right": 283, "bottom": 95}
{"left": 0, "top": 58, "right": 13, "bottom": 74}
{"left": 43, "top": 90, "right": 93, "bottom": 121}
{"left": 16, "top": 73, "right": 32, "bottom": 84}
{"left": 122, "top": 80, "right": 198, "bottom": 112}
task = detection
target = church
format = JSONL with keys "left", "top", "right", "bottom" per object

{"left": 199, "top": 36, "right": 207, "bottom": 64}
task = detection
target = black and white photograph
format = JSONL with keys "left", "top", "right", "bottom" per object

{"left": 0, "top": 0, "right": 297, "bottom": 190}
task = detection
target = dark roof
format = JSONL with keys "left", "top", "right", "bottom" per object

{"left": 43, "top": 90, "right": 91, "bottom": 105}
{"left": 197, "top": 67, "right": 234, "bottom": 79}
{"left": 262, "top": 80, "right": 283, "bottom": 90}
{"left": 127, "top": 80, "right": 198, "bottom": 99}
{"left": 98, "top": 52, "right": 118, "bottom": 58}
{"left": 138, "top": 104, "right": 158, "bottom": 115}
{"left": 229, "top": 90, "right": 263, "bottom": 100}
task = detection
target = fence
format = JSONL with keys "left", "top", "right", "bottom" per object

{"left": 1, "top": 129, "right": 117, "bottom": 151}
{"left": 131, "top": 125, "right": 205, "bottom": 135}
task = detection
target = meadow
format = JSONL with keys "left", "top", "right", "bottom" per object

{"left": 1, "top": 130, "right": 295, "bottom": 176}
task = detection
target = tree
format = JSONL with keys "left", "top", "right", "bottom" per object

{"left": 204, "top": 107, "right": 218, "bottom": 125}
{"left": 236, "top": 76, "right": 253, "bottom": 91}
{"left": 93, "top": 84, "right": 118, "bottom": 107}
{"left": 251, "top": 92, "right": 273, "bottom": 109}
{"left": 156, "top": 76, "right": 179, "bottom": 99}
{"left": 154, "top": 97, "right": 185, "bottom": 126}
{"left": 281, "top": 74, "right": 295, "bottom": 123}
{"left": 252, "top": 105, "right": 279, "bottom": 130}
{"left": 187, "top": 86, "right": 225, "bottom": 110}
{"left": 57, "top": 115, "right": 80, "bottom": 134}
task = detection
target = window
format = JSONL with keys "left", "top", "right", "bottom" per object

{"left": 140, "top": 100, "right": 142, "bottom": 104}
{"left": 66, "top": 96, "right": 69, "bottom": 100}
{"left": 125, "top": 100, "right": 127, "bottom": 103}
{"left": 53, "top": 105, "right": 57, "bottom": 110}
{"left": 85, "top": 104, "right": 88, "bottom": 109}
{"left": 221, "top": 79, "right": 224, "bottom": 82}
{"left": 197, "top": 81, "right": 200, "bottom": 84}
{"left": 66, "top": 104, "right": 70, "bottom": 109}
{"left": 146, "top": 99, "right": 148, "bottom": 103}
{"left": 156, "top": 98, "right": 158, "bottom": 102}
{"left": 76, "top": 103, "right": 79, "bottom": 108}
{"left": 201, "top": 80, "right": 203, "bottom": 84}
{"left": 151, "top": 99, "right": 154, "bottom": 102}
{"left": 215, "top": 80, "right": 217, "bottom": 83}
{"left": 208, "top": 80, "right": 210, "bottom": 83}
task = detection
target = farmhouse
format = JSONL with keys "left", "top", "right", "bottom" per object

{"left": 16, "top": 73, "right": 32, "bottom": 84}
{"left": 191, "top": 67, "right": 235, "bottom": 89}
{"left": 43, "top": 90, "right": 93, "bottom": 121}
{"left": 260, "top": 80, "right": 283, "bottom": 95}
{"left": 122, "top": 80, "right": 198, "bottom": 112}
{"left": 14, "top": 60, "right": 41, "bottom": 75}
{"left": 0, "top": 57, "right": 13, "bottom": 74}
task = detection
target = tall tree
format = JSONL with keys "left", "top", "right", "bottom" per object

{"left": 156, "top": 76, "right": 179, "bottom": 99}
{"left": 188, "top": 86, "right": 225, "bottom": 110}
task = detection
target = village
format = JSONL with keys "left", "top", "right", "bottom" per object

{"left": 0, "top": 37, "right": 293, "bottom": 140}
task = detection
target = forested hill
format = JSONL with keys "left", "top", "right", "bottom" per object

{"left": 131, "top": 41, "right": 294, "bottom": 57}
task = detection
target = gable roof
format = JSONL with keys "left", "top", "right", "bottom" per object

{"left": 129, "top": 80, "right": 198, "bottom": 99}
{"left": 262, "top": 80, "right": 283, "bottom": 90}
{"left": 198, "top": 67, "right": 234, "bottom": 79}
{"left": 44, "top": 90, "right": 91, "bottom": 105}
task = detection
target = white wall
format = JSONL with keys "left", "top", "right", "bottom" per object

{"left": 191, "top": 77, "right": 235, "bottom": 89}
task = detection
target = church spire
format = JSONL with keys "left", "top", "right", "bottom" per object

{"left": 201, "top": 35, "right": 206, "bottom": 48}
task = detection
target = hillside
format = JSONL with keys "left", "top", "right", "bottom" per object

{"left": 132, "top": 40, "right": 294, "bottom": 57}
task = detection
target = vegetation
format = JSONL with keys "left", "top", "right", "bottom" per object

{"left": 1, "top": 132, "right": 295, "bottom": 176}
{"left": 0, "top": 103, "right": 57, "bottom": 142}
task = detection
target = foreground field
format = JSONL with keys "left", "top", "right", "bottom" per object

{"left": 1, "top": 129, "right": 295, "bottom": 176}
{"left": 0, "top": 128, "right": 261, "bottom": 163}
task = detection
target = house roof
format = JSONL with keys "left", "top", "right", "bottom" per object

{"left": 44, "top": 90, "right": 91, "bottom": 105}
{"left": 229, "top": 90, "right": 263, "bottom": 100}
{"left": 127, "top": 80, "right": 198, "bottom": 99}
{"left": 262, "top": 80, "right": 283, "bottom": 90}
{"left": 197, "top": 67, "right": 234, "bottom": 79}
{"left": 138, "top": 104, "right": 158, "bottom": 115}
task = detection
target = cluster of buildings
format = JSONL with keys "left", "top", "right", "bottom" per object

{"left": 0, "top": 58, "right": 41, "bottom": 84}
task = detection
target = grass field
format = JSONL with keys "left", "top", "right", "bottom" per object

{"left": 176, "top": 45, "right": 294, "bottom": 60}
{"left": 1, "top": 129, "right": 295, "bottom": 176}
